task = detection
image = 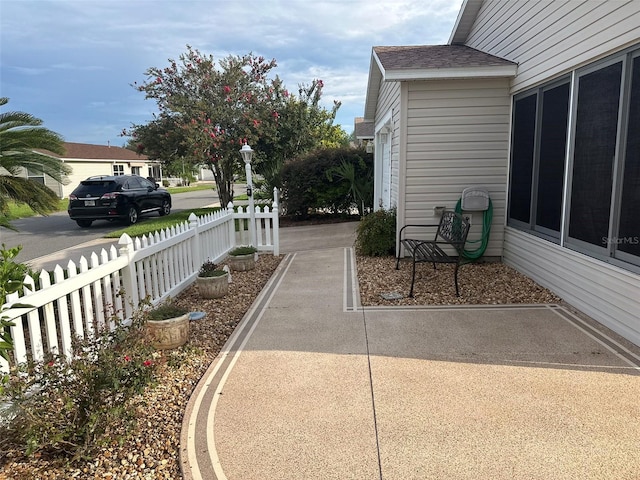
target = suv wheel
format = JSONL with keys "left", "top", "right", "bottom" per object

{"left": 125, "top": 206, "right": 139, "bottom": 225}
{"left": 76, "top": 219, "right": 93, "bottom": 228}
{"left": 159, "top": 199, "right": 171, "bottom": 216}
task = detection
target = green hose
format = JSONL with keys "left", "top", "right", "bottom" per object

{"left": 455, "top": 197, "right": 493, "bottom": 261}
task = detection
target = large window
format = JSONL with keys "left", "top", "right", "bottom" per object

{"left": 113, "top": 164, "right": 124, "bottom": 176}
{"left": 568, "top": 61, "right": 622, "bottom": 250}
{"left": 508, "top": 79, "right": 570, "bottom": 240}
{"left": 617, "top": 53, "right": 640, "bottom": 259}
{"left": 508, "top": 45, "right": 640, "bottom": 270}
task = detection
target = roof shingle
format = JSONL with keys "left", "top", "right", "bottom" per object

{"left": 373, "top": 44, "right": 515, "bottom": 71}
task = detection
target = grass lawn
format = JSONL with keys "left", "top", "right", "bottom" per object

{"left": 103, "top": 208, "right": 220, "bottom": 238}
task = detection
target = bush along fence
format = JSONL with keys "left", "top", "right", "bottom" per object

{"left": 0, "top": 192, "right": 279, "bottom": 374}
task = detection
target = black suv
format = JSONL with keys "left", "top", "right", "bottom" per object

{"left": 68, "top": 175, "right": 172, "bottom": 228}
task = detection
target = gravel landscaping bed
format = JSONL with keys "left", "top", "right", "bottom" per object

{"left": 358, "top": 256, "right": 560, "bottom": 306}
{"left": 1, "top": 251, "right": 560, "bottom": 479}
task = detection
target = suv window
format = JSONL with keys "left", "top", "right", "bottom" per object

{"left": 123, "top": 177, "right": 143, "bottom": 190}
{"left": 74, "top": 180, "right": 119, "bottom": 197}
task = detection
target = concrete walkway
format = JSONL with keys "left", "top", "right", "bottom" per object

{"left": 180, "top": 223, "right": 640, "bottom": 480}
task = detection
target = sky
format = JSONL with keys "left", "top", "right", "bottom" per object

{"left": 0, "top": 0, "right": 464, "bottom": 148}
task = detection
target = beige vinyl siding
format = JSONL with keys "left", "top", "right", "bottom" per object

{"left": 465, "top": 0, "right": 640, "bottom": 93}
{"left": 403, "top": 78, "right": 511, "bottom": 257}
{"left": 61, "top": 160, "right": 129, "bottom": 197}
{"left": 504, "top": 228, "right": 640, "bottom": 347}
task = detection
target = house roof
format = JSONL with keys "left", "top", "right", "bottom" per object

{"left": 364, "top": 44, "right": 516, "bottom": 121}
{"left": 354, "top": 117, "right": 374, "bottom": 139}
{"left": 58, "top": 142, "right": 148, "bottom": 161}
{"left": 449, "top": 0, "right": 484, "bottom": 45}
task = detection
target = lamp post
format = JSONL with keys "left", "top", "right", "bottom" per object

{"left": 240, "top": 143, "right": 257, "bottom": 248}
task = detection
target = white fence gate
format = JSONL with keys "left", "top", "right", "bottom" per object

{"left": 1, "top": 192, "right": 279, "bottom": 374}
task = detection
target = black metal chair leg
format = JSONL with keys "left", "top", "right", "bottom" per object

{"left": 454, "top": 264, "right": 460, "bottom": 297}
{"left": 409, "top": 256, "right": 417, "bottom": 297}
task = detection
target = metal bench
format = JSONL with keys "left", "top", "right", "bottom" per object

{"left": 395, "top": 211, "right": 471, "bottom": 297}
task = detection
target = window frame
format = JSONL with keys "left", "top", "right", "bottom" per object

{"left": 507, "top": 76, "right": 571, "bottom": 244}
{"left": 507, "top": 44, "right": 640, "bottom": 273}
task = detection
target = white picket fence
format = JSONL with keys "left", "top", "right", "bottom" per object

{"left": 0, "top": 193, "right": 279, "bottom": 374}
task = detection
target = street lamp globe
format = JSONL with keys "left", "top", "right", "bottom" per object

{"left": 240, "top": 143, "right": 254, "bottom": 165}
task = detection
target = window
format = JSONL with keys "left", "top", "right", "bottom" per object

{"left": 508, "top": 45, "right": 640, "bottom": 270}
{"left": 27, "top": 167, "right": 45, "bottom": 185}
{"left": 131, "top": 166, "right": 141, "bottom": 175}
{"left": 113, "top": 164, "right": 124, "bottom": 176}
{"left": 568, "top": 61, "right": 622, "bottom": 250}
{"left": 508, "top": 93, "right": 536, "bottom": 225}
{"left": 617, "top": 53, "right": 640, "bottom": 259}
{"left": 508, "top": 79, "right": 570, "bottom": 240}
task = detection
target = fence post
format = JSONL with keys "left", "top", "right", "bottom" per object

{"left": 189, "top": 213, "right": 202, "bottom": 271}
{"left": 118, "top": 234, "right": 138, "bottom": 318}
{"left": 227, "top": 202, "right": 236, "bottom": 250}
{"left": 272, "top": 187, "right": 280, "bottom": 256}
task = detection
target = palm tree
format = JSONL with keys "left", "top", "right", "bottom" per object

{"left": 0, "top": 97, "right": 71, "bottom": 229}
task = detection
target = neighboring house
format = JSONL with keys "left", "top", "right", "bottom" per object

{"left": 353, "top": 117, "right": 374, "bottom": 151}
{"left": 364, "top": 0, "right": 640, "bottom": 346}
{"left": 35, "top": 142, "right": 162, "bottom": 198}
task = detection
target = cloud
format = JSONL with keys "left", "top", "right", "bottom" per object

{"left": 0, "top": 0, "right": 464, "bottom": 144}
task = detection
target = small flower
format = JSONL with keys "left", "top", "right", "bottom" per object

{"left": 272, "top": 111, "right": 280, "bottom": 119}
{"left": 156, "top": 77, "right": 162, "bottom": 84}
{"left": 143, "top": 360, "right": 153, "bottom": 367}
{"left": 253, "top": 119, "right": 260, "bottom": 127}
{"left": 223, "top": 85, "right": 231, "bottom": 94}
{"left": 124, "top": 355, "right": 131, "bottom": 362}
{"left": 47, "top": 361, "right": 54, "bottom": 367}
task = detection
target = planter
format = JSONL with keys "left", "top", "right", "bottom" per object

{"left": 228, "top": 253, "right": 256, "bottom": 271}
{"left": 145, "top": 313, "right": 190, "bottom": 350}
{"left": 196, "top": 272, "right": 229, "bottom": 299}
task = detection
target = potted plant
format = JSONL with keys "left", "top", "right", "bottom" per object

{"left": 227, "top": 245, "right": 258, "bottom": 271}
{"left": 144, "top": 301, "right": 190, "bottom": 350}
{"left": 196, "top": 260, "right": 228, "bottom": 299}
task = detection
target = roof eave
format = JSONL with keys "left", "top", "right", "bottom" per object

{"left": 448, "top": 0, "right": 484, "bottom": 45}
{"left": 363, "top": 49, "right": 385, "bottom": 122}
{"left": 384, "top": 64, "right": 517, "bottom": 81}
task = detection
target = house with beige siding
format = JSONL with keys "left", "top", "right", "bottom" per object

{"left": 364, "top": 0, "right": 640, "bottom": 346}
{"left": 22, "top": 142, "right": 160, "bottom": 198}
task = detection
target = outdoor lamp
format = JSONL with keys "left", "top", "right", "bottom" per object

{"left": 240, "top": 143, "right": 254, "bottom": 165}
{"left": 240, "top": 143, "right": 257, "bottom": 247}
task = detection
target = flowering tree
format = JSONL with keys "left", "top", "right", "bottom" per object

{"left": 133, "top": 46, "right": 283, "bottom": 206}
{"left": 131, "top": 46, "right": 347, "bottom": 205}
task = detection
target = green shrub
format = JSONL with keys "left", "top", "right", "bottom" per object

{"left": 0, "top": 310, "right": 157, "bottom": 462}
{"left": 198, "top": 260, "right": 226, "bottom": 278}
{"left": 281, "top": 146, "right": 373, "bottom": 217}
{"left": 355, "top": 208, "right": 397, "bottom": 256}
{"left": 229, "top": 245, "right": 257, "bottom": 256}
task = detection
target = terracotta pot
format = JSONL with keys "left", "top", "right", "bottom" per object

{"left": 228, "top": 253, "right": 256, "bottom": 271}
{"left": 196, "top": 272, "right": 229, "bottom": 299}
{"left": 145, "top": 313, "right": 190, "bottom": 350}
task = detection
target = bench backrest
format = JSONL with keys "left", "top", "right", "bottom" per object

{"left": 436, "top": 211, "right": 470, "bottom": 254}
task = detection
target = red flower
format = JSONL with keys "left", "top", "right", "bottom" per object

{"left": 143, "top": 360, "right": 153, "bottom": 367}
{"left": 156, "top": 77, "right": 162, "bottom": 84}
{"left": 253, "top": 119, "right": 260, "bottom": 127}
{"left": 47, "top": 361, "right": 54, "bottom": 367}
{"left": 124, "top": 355, "right": 131, "bottom": 362}
{"left": 272, "top": 111, "right": 280, "bottom": 119}
{"left": 223, "top": 85, "right": 231, "bottom": 94}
